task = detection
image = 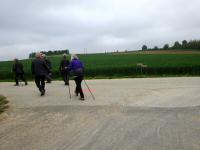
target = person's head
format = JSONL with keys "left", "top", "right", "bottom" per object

{"left": 71, "top": 54, "right": 78, "bottom": 60}
{"left": 14, "top": 58, "right": 19, "bottom": 63}
{"left": 63, "top": 53, "right": 67, "bottom": 59}
{"left": 35, "top": 52, "right": 41, "bottom": 59}
{"left": 41, "top": 53, "right": 46, "bottom": 59}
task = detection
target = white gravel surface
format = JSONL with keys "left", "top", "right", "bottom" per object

{"left": 0, "top": 77, "right": 200, "bottom": 150}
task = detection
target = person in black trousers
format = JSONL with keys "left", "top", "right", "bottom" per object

{"left": 42, "top": 54, "right": 52, "bottom": 83}
{"left": 12, "top": 58, "right": 27, "bottom": 86}
{"left": 31, "top": 53, "right": 50, "bottom": 96}
{"left": 59, "top": 54, "right": 70, "bottom": 85}
{"left": 69, "top": 54, "right": 84, "bottom": 100}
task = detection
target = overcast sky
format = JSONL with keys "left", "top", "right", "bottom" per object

{"left": 0, "top": 0, "right": 200, "bottom": 61}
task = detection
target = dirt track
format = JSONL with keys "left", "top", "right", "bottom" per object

{"left": 0, "top": 77, "right": 200, "bottom": 150}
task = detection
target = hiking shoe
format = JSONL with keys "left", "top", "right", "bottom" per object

{"left": 41, "top": 90, "right": 45, "bottom": 96}
{"left": 79, "top": 97, "right": 85, "bottom": 101}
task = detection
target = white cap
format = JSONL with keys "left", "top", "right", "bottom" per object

{"left": 35, "top": 52, "right": 41, "bottom": 58}
{"left": 41, "top": 53, "right": 46, "bottom": 58}
{"left": 71, "top": 54, "right": 78, "bottom": 60}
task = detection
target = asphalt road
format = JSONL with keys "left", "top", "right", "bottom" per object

{"left": 0, "top": 77, "right": 200, "bottom": 150}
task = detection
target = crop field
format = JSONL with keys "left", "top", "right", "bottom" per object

{"left": 0, "top": 50, "right": 200, "bottom": 80}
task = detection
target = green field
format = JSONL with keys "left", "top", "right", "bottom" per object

{"left": 0, "top": 51, "right": 200, "bottom": 80}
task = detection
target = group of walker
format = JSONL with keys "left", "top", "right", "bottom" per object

{"left": 12, "top": 52, "right": 85, "bottom": 100}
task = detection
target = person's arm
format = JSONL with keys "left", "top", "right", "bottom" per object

{"left": 21, "top": 63, "right": 24, "bottom": 74}
{"left": 43, "top": 60, "right": 50, "bottom": 73}
{"left": 68, "top": 61, "right": 73, "bottom": 71}
{"left": 67, "top": 60, "right": 70, "bottom": 66}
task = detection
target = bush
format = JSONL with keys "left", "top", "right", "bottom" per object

{"left": 0, "top": 95, "right": 9, "bottom": 114}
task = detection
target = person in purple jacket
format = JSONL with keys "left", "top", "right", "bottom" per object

{"left": 68, "top": 54, "right": 85, "bottom": 100}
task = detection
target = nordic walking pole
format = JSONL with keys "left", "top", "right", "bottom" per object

{"left": 84, "top": 79, "right": 95, "bottom": 100}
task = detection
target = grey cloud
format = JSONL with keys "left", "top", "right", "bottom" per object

{"left": 0, "top": 0, "right": 200, "bottom": 60}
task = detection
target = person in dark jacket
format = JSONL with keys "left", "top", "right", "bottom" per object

{"left": 59, "top": 54, "right": 70, "bottom": 85}
{"left": 69, "top": 54, "right": 84, "bottom": 100}
{"left": 31, "top": 52, "right": 50, "bottom": 96}
{"left": 42, "top": 54, "right": 52, "bottom": 83}
{"left": 12, "top": 58, "right": 27, "bottom": 86}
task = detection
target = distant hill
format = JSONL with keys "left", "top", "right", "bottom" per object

{"left": 111, "top": 50, "right": 200, "bottom": 55}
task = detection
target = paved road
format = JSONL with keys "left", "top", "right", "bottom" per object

{"left": 0, "top": 77, "right": 200, "bottom": 150}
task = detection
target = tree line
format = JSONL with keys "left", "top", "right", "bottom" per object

{"left": 29, "top": 49, "right": 70, "bottom": 58}
{"left": 142, "top": 40, "right": 200, "bottom": 50}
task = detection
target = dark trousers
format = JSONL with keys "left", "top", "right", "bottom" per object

{"left": 62, "top": 71, "right": 69, "bottom": 84}
{"left": 74, "top": 76, "right": 84, "bottom": 98}
{"left": 35, "top": 75, "right": 45, "bottom": 92}
{"left": 15, "top": 73, "right": 27, "bottom": 85}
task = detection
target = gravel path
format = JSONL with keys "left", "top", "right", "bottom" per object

{"left": 0, "top": 77, "right": 200, "bottom": 150}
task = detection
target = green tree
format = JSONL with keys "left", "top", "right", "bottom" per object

{"left": 142, "top": 45, "right": 148, "bottom": 50}
{"left": 182, "top": 40, "right": 188, "bottom": 49}
{"left": 173, "top": 41, "right": 181, "bottom": 49}
{"left": 153, "top": 46, "right": 159, "bottom": 50}
{"left": 163, "top": 44, "right": 169, "bottom": 50}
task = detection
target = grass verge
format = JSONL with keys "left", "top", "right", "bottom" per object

{"left": 0, "top": 95, "right": 9, "bottom": 114}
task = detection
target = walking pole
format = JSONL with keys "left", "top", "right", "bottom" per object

{"left": 84, "top": 79, "right": 95, "bottom": 100}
